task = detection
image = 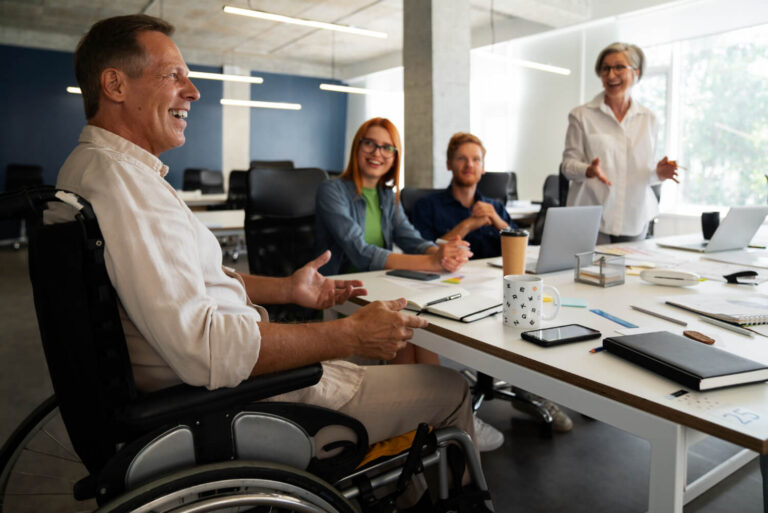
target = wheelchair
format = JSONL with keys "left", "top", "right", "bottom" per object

{"left": 0, "top": 187, "right": 493, "bottom": 512}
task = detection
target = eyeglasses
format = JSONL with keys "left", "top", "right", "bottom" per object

{"left": 600, "top": 64, "right": 634, "bottom": 75}
{"left": 360, "top": 138, "right": 397, "bottom": 158}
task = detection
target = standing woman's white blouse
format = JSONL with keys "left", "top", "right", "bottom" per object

{"left": 562, "top": 91, "right": 661, "bottom": 237}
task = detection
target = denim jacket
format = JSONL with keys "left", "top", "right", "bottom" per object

{"left": 315, "top": 178, "right": 435, "bottom": 275}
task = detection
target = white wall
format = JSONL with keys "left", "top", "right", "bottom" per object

{"left": 473, "top": 0, "right": 768, "bottom": 202}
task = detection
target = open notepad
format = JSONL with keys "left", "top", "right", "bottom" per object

{"left": 403, "top": 287, "right": 502, "bottom": 323}
{"left": 666, "top": 294, "right": 768, "bottom": 326}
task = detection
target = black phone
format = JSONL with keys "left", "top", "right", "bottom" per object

{"left": 521, "top": 324, "right": 602, "bottom": 347}
{"left": 385, "top": 269, "right": 440, "bottom": 281}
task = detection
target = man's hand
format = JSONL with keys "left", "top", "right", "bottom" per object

{"left": 346, "top": 299, "right": 429, "bottom": 360}
{"left": 471, "top": 201, "right": 508, "bottom": 230}
{"left": 290, "top": 250, "right": 367, "bottom": 309}
{"left": 585, "top": 157, "right": 612, "bottom": 185}
{"left": 434, "top": 236, "right": 471, "bottom": 272}
{"left": 656, "top": 156, "right": 680, "bottom": 183}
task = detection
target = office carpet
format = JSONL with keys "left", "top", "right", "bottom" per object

{"left": 0, "top": 246, "right": 763, "bottom": 512}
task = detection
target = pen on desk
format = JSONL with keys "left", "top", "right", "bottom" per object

{"left": 426, "top": 293, "right": 462, "bottom": 307}
{"left": 698, "top": 316, "right": 754, "bottom": 337}
{"left": 590, "top": 346, "right": 605, "bottom": 353}
{"left": 630, "top": 305, "right": 688, "bottom": 326}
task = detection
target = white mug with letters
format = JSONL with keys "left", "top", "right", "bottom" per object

{"left": 503, "top": 275, "right": 561, "bottom": 328}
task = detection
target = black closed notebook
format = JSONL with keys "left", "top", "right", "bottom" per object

{"left": 603, "top": 331, "right": 768, "bottom": 391}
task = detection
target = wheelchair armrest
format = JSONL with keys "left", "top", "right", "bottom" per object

{"left": 119, "top": 363, "right": 323, "bottom": 432}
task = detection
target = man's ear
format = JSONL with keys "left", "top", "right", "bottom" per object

{"left": 100, "top": 68, "right": 126, "bottom": 103}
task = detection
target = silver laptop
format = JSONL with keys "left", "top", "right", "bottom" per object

{"left": 656, "top": 206, "right": 768, "bottom": 253}
{"left": 526, "top": 206, "right": 602, "bottom": 274}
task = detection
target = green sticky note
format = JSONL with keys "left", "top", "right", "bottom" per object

{"left": 562, "top": 297, "right": 588, "bottom": 308}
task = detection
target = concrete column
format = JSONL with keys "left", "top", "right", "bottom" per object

{"left": 403, "top": 0, "right": 471, "bottom": 188}
{"left": 221, "top": 65, "right": 251, "bottom": 189}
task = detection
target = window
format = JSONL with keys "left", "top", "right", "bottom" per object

{"left": 639, "top": 24, "right": 768, "bottom": 212}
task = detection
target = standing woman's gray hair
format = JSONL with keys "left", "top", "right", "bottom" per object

{"left": 594, "top": 42, "right": 646, "bottom": 80}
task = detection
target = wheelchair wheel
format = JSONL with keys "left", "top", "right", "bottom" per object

{"left": 0, "top": 395, "right": 95, "bottom": 512}
{"left": 97, "top": 461, "right": 358, "bottom": 513}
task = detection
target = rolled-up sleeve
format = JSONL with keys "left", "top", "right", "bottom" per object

{"left": 315, "top": 180, "right": 392, "bottom": 271}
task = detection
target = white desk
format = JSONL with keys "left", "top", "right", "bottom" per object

{"left": 177, "top": 190, "right": 228, "bottom": 208}
{"left": 329, "top": 241, "right": 768, "bottom": 512}
{"left": 193, "top": 209, "right": 244, "bottom": 232}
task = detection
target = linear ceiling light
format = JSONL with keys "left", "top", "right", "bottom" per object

{"left": 67, "top": 86, "right": 82, "bottom": 94}
{"left": 189, "top": 71, "right": 263, "bottom": 84}
{"left": 319, "top": 83, "right": 400, "bottom": 95}
{"left": 223, "top": 5, "right": 387, "bottom": 39}
{"left": 508, "top": 58, "right": 571, "bottom": 76}
{"left": 220, "top": 98, "right": 302, "bottom": 110}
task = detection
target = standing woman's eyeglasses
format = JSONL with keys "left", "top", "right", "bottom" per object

{"left": 360, "top": 138, "right": 397, "bottom": 158}
{"left": 600, "top": 64, "right": 634, "bottom": 75}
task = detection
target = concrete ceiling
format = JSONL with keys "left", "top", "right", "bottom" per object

{"left": 0, "top": 0, "right": 675, "bottom": 79}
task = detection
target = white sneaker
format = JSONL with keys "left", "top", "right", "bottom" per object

{"left": 473, "top": 415, "right": 504, "bottom": 452}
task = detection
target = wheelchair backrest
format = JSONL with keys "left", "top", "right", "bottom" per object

{"left": 23, "top": 189, "right": 138, "bottom": 474}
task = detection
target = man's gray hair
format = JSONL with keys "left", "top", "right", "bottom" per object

{"left": 594, "top": 42, "right": 646, "bottom": 80}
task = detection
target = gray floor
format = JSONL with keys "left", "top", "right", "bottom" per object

{"left": 0, "top": 244, "right": 764, "bottom": 512}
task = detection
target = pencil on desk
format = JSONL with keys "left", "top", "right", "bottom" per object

{"left": 630, "top": 305, "right": 688, "bottom": 326}
{"left": 698, "top": 316, "right": 754, "bottom": 337}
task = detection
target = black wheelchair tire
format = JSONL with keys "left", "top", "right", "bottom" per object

{"left": 96, "top": 460, "right": 359, "bottom": 513}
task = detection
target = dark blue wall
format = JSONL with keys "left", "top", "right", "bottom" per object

{"left": 0, "top": 44, "right": 349, "bottom": 193}
{"left": 249, "top": 72, "right": 347, "bottom": 173}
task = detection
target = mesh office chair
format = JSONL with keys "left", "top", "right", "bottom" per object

{"left": 477, "top": 172, "right": 517, "bottom": 204}
{"left": 0, "top": 187, "right": 493, "bottom": 512}
{"left": 400, "top": 186, "right": 441, "bottom": 220}
{"left": 245, "top": 167, "right": 328, "bottom": 321}
{"left": 530, "top": 174, "right": 561, "bottom": 246}
{"left": 181, "top": 168, "right": 205, "bottom": 191}
{"left": 3, "top": 163, "right": 43, "bottom": 249}
{"left": 249, "top": 159, "right": 294, "bottom": 170}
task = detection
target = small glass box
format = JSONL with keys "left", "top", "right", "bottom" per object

{"left": 574, "top": 252, "right": 625, "bottom": 287}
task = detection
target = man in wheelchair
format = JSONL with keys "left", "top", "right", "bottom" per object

{"left": 12, "top": 13, "right": 493, "bottom": 512}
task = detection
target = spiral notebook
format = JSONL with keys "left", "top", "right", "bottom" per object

{"left": 665, "top": 294, "right": 768, "bottom": 326}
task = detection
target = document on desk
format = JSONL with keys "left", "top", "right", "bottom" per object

{"left": 701, "top": 249, "right": 768, "bottom": 270}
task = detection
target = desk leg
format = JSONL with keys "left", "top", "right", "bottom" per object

{"left": 642, "top": 419, "right": 687, "bottom": 513}
{"left": 761, "top": 454, "right": 768, "bottom": 513}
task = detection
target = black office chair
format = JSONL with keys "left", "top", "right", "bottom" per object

{"left": 3, "top": 163, "right": 44, "bottom": 249}
{"left": 400, "top": 186, "right": 441, "bottom": 221}
{"left": 198, "top": 169, "right": 224, "bottom": 194}
{"left": 647, "top": 184, "right": 662, "bottom": 238}
{"left": 0, "top": 187, "right": 493, "bottom": 512}
{"left": 245, "top": 167, "right": 328, "bottom": 321}
{"left": 249, "top": 159, "right": 294, "bottom": 170}
{"left": 477, "top": 171, "right": 517, "bottom": 204}
{"left": 182, "top": 167, "right": 205, "bottom": 191}
{"left": 530, "top": 174, "right": 561, "bottom": 246}
{"left": 558, "top": 163, "right": 570, "bottom": 208}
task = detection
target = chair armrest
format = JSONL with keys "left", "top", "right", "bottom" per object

{"left": 119, "top": 364, "right": 323, "bottom": 432}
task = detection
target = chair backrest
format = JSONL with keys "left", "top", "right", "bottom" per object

{"left": 531, "top": 175, "right": 561, "bottom": 246}
{"left": 477, "top": 171, "right": 517, "bottom": 204}
{"left": 226, "top": 170, "right": 249, "bottom": 210}
{"left": 5, "top": 163, "right": 44, "bottom": 192}
{"left": 182, "top": 168, "right": 205, "bottom": 191}
{"left": 400, "top": 187, "right": 440, "bottom": 222}
{"left": 245, "top": 167, "right": 328, "bottom": 279}
{"left": 199, "top": 169, "right": 224, "bottom": 194}
{"left": 13, "top": 189, "right": 137, "bottom": 473}
{"left": 558, "top": 163, "right": 569, "bottom": 207}
{"left": 249, "top": 160, "right": 294, "bottom": 170}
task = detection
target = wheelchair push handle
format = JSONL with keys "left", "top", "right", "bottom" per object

{"left": 0, "top": 186, "right": 93, "bottom": 221}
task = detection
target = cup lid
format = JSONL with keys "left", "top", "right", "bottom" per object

{"left": 500, "top": 228, "right": 529, "bottom": 237}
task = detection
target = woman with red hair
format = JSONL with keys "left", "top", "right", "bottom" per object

{"left": 315, "top": 117, "right": 470, "bottom": 277}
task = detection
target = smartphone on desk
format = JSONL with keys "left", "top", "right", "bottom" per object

{"left": 522, "top": 324, "right": 601, "bottom": 347}
{"left": 385, "top": 269, "right": 440, "bottom": 281}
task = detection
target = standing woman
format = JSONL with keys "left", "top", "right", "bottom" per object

{"left": 561, "top": 42, "right": 680, "bottom": 244}
{"left": 315, "top": 117, "right": 470, "bottom": 365}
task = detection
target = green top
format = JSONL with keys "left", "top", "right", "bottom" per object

{"left": 362, "top": 187, "right": 385, "bottom": 248}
